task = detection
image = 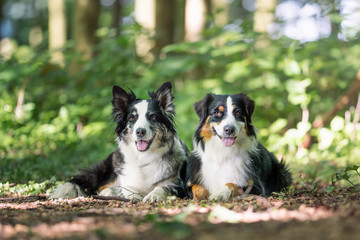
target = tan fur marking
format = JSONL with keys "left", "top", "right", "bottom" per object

{"left": 218, "top": 105, "right": 224, "bottom": 112}
{"left": 97, "top": 179, "right": 118, "bottom": 192}
{"left": 225, "top": 183, "right": 244, "bottom": 197}
{"left": 192, "top": 184, "right": 210, "bottom": 200}
{"left": 200, "top": 116, "right": 213, "bottom": 141}
{"left": 244, "top": 116, "right": 250, "bottom": 136}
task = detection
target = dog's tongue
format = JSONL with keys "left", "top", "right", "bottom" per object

{"left": 136, "top": 140, "right": 149, "bottom": 151}
{"left": 222, "top": 137, "right": 235, "bottom": 147}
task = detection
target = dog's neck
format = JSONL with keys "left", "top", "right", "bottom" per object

{"left": 195, "top": 135, "right": 258, "bottom": 194}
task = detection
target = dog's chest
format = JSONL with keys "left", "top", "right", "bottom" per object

{"left": 119, "top": 149, "right": 165, "bottom": 194}
{"left": 200, "top": 140, "right": 251, "bottom": 194}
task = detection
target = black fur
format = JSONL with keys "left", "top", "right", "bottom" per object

{"left": 186, "top": 93, "right": 292, "bottom": 198}
{"left": 55, "top": 82, "right": 189, "bottom": 200}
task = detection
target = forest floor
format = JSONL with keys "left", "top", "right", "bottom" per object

{"left": 1, "top": 185, "right": 360, "bottom": 240}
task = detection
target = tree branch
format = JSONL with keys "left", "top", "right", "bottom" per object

{"left": 313, "top": 70, "right": 360, "bottom": 128}
{"left": 91, "top": 195, "right": 130, "bottom": 202}
{"left": 302, "top": 70, "right": 360, "bottom": 148}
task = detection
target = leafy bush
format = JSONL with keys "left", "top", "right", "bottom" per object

{"left": 1, "top": 22, "right": 360, "bottom": 185}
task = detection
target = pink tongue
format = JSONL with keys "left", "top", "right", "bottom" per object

{"left": 136, "top": 140, "right": 149, "bottom": 151}
{"left": 222, "top": 137, "right": 235, "bottom": 147}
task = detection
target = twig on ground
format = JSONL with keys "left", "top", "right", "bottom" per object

{"left": 91, "top": 195, "right": 130, "bottom": 202}
{"left": 0, "top": 195, "right": 47, "bottom": 202}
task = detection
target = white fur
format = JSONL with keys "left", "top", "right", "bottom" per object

{"left": 197, "top": 95, "right": 258, "bottom": 197}
{"left": 209, "top": 185, "right": 232, "bottom": 201}
{"left": 143, "top": 186, "right": 167, "bottom": 202}
{"left": 52, "top": 99, "right": 183, "bottom": 202}
{"left": 115, "top": 135, "right": 183, "bottom": 201}
{"left": 195, "top": 132, "right": 258, "bottom": 197}
{"left": 132, "top": 101, "right": 153, "bottom": 140}
{"left": 51, "top": 182, "right": 86, "bottom": 199}
{"left": 213, "top": 96, "right": 243, "bottom": 137}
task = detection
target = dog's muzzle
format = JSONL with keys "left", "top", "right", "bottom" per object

{"left": 135, "top": 129, "right": 156, "bottom": 152}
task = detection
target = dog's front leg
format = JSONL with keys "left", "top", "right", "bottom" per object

{"left": 143, "top": 186, "right": 167, "bottom": 203}
{"left": 120, "top": 186, "right": 144, "bottom": 201}
{"left": 191, "top": 184, "right": 209, "bottom": 200}
{"left": 209, "top": 183, "right": 242, "bottom": 201}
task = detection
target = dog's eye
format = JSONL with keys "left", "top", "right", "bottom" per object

{"left": 213, "top": 109, "right": 223, "bottom": 118}
{"left": 150, "top": 114, "right": 157, "bottom": 121}
{"left": 128, "top": 114, "right": 135, "bottom": 121}
{"left": 234, "top": 110, "right": 241, "bottom": 117}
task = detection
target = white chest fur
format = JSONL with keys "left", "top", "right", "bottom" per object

{"left": 117, "top": 141, "right": 171, "bottom": 196}
{"left": 198, "top": 136, "right": 256, "bottom": 195}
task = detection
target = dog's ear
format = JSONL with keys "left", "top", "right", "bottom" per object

{"left": 194, "top": 94, "right": 214, "bottom": 120}
{"left": 112, "top": 86, "right": 136, "bottom": 110}
{"left": 152, "top": 81, "right": 175, "bottom": 115}
{"left": 112, "top": 86, "right": 136, "bottom": 120}
{"left": 236, "top": 93, "right": 256, "bottom": 136}
{"left": 244, "top": 95, "right": 255, "bottom": 119}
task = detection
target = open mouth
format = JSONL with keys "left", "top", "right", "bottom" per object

{"left": 212, "top": 127, "right": 236, "bottom": 147}
{"left": 220, "top": 137, "right": 236, "bottom": 147}
{"left": 135, "top": 134, "right": 156, "bottom": 152}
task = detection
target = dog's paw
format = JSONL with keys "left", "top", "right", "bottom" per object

{"left": 122, "top": 187, "right": 144, "bottom": 201}
{"left": 192, "top": 184, "right": 210, "bottom": 200}
{"left": 51, "top": 182, "right": 85, "bottom": 199}
{"left": 209, "top": 187, "right": 232, "bottom": 201}
{"left": 126, "top": 193, "right": 144, "bottom": 201}
{"left": 143, "top": 187, "right": 166, "bottom": 203}
{"left": 98, "top": 188, "right": 114, "bottom": 196}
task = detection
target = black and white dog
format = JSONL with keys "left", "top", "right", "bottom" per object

{"left": 186, "top": 93, "right": 292, "bottom": 201}
{"left": 52, "top": 82, "right": 189, "bottom": 202}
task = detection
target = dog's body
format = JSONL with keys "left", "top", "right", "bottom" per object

{"left": 52, "top": 82, "right": 189, "bottom": 202}
{"left": 186, "top": 93, "right": 292, "bottom": 201}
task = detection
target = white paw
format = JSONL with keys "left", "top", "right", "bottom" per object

{"left": 126, "top": 193, "right": 144, "bottom": 201}
{"left": 143, "top": 187, "right": 166, "bottom": 203}
{"left": 51, "top": 182, "right": 85, "bottom": 199}
{"left": 209, "top": 187, "right": 232, "bottom": 201}
{"left": 122, "top": 186, "right": 143, "bottom": 201}
{"left": 98, "top": 188, "right": 113, "bottom": 196}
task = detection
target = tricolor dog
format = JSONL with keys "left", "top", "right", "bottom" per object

{"left": 52, "top": 82, "right": 189, "bottom": 202}
{"left": 186, "top": 93, "right": 292, "bottom": 201}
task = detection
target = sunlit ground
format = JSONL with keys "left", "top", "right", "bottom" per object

{"left": 1, "top": 186, "right": 359, "bottom": 239}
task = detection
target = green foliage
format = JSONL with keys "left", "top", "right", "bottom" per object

{"left": 138, "top": 211, "right": 191, "bottom": 239}
{"left": 331, "top": 165, "right": 360, "bottom": 187}
{"left": 1, "top": 17, "right": 360, "bottom": 185}
{"left": 0, "top": 176, "right": 57, "bottom": 196}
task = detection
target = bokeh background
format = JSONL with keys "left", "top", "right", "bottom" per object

{"left": 0, "top": 0, "right": 359, "bottom": 185}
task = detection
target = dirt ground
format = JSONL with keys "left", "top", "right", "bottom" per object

{"left": 1, "top": 186, "right": 360, "bottom": 240}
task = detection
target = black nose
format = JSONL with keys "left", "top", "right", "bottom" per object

{"left": 136, "top": 128, "right": 146, "bottom": 137}
{"left": 224, "top": 125, "right": 235, "bottom": 135}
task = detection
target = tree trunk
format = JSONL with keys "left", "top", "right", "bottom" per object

{"left": 112, "top": 0, "right": 122, "bottom": 36}
{"left": 73, "top": 0, "right": 100, "bottom": 61}
{"left": 253, "top": 0, "right": 275, "bottom": 33}
{"left": 135, "top": 0, "right": 179, "bottom": 61}
{"left": 48, "top": 0, "right": 67, "bottom": 66}
{"left": 135, "top": 0, "right": 156, "bottom": 62}
{"left": 210, "top": 0, "right": 229, "bottom": 27}
{"left": 154, "top": 0, "right": 175, "bottom": 58}
{"left": 174, "top": 0, "right": 185, "bottom": 43}
{"left": 185, "top": 0, "right": 209, "bottom": 42}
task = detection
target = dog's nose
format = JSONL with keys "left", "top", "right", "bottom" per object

{"left": 136, "top": 128, "right": 146, "bottom": 138}
{"left": 224, "top": 125, "right": 235, "bottom": 135}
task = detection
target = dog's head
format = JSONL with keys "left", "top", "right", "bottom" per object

{"left": 112, "top": 82, "right": 176, "bottom": 152}
{"left": 194, "top": 93, "right": 256, "bottom": 149}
